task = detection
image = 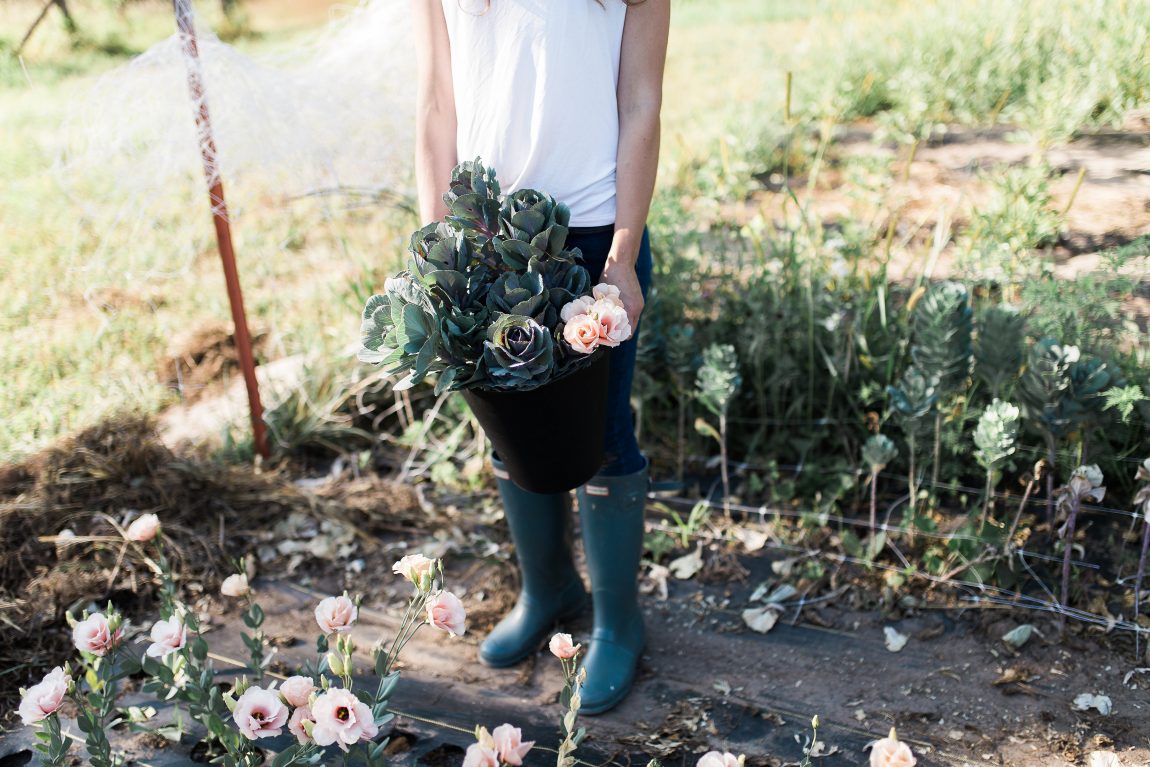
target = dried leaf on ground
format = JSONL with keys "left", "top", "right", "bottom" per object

{"left": 743, "top": 605, "right": 781, "bottom": 634}
{"left": 884, "top": 626, "right": 909, "bottom": 652}
{"left": 669, "top": 544, "right": 705, "bottom": 580}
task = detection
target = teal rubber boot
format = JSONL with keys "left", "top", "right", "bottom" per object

{"left": 576, "top": 459, "right": 648, "bottom": 715}
{"left": 479, "top": 459, "right": 588, "bottom": 668}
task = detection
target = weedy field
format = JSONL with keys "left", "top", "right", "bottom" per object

{"left": 2, "top": 0, "right": 1150, "bottom": 765}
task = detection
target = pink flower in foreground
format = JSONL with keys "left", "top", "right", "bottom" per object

{"left": 314, "top": 595, "right": 358, "bottom": 635}
{"left": 560, "top": 295, "right": 595, "bottom": 323}
{"left": 19, "top": 667, "right": 69, "bottom": 725}
{"left": 392, "top": 554, "right": 436, "bottom": 585}
{"left": 563, "top": 313, "right": 601, "bottom": 354}
{"left": 593, "top": 300, "right": 631, "bottom": 347}
{"left": 548, "top": 632, "right": 581, "bottom": 660}
{"left": 463, "top": 743, "right": 500, "bottom": 767}
{"left": 145, "top": 616, "right": 187, "bottom": 658}
{"left": 697, "top": 752, "right": 742, "bottom": 767}
{"left": 72, "top": 612, "right": 122, "bottom": 657}
{"left": 232, "top": 686, "right": 289, "bottom": 740}
{"left": 279, "top": 675, "right": 316, "bottom": 708}
{"left": 491, "top": 723, "right": 534, "bottom": 766}
{"left": 870, "top": 728, "right": 916, "bottom": 767}
{"left": 125, "top": 513, "right": 161, "bottom": 542}
{"left": 288, "top": 704, "right": 315, "bottom": 745}
{"left": 310, "top": 688, "right": 378, "bottom": 752}
{"left": 426, "top": 590, "right": 466, "bottom": 637}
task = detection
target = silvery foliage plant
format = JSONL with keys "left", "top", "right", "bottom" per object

{"left": 359, "top": 159, "right": 600, "bottom": 393}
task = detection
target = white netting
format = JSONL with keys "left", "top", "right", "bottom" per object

{"left": 55, "top": 0, "right": 416, "bottom": 280}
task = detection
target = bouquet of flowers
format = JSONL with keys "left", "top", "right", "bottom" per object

{"left": 358, "top": 159, "right": 631, "bottom": 394}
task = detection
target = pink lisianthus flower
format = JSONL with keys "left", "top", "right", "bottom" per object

{"left": 592, "top": 283, "right": 623, "bottom": 305}
{"left": 72, "top": 612, "right": 122, "bottom": 657}
{"left": 697, "top": 752, "right": 742, "bottom": 767}
{"left": 145, "top": 616, "right": 187, "bottom": 658}
{"left": 426, "top": 590, "right": 467, "bottom": 637}
{"left": 125, "top": 513, "right": 161, "bottom": 542}
{"left": 279, "top": 675, "right": 316, "bottom": 708}
{"left": 870, "top": 728, "right": 916, "bottom": 767}
{"left": 392, "top": 554, "right": 436, "bottom": 586}
{"left": 560, "top": 295, "right": 595, "bottom": 323}
{"left": 310, "top": 688, "right": 378, "bottom": 752}
{"left": 288, "top": 704, "right": 316, "bottom": 745}
{"left": 19, "top": 667, "right": 69, "bottom": 725}
{"left": 314, "top": 595, "right": 358, "bottom": 635}
{"left": 563, "top": 313, "right": 601, "bottom": 354}
{"left": 593, "top": 300, "right": 631, "bottom": 347}
{"left": 491, "top": 723, "right": 534, "bottom": 766}
{"left": 232, "top": 686, "right": 289, "bottom": 740}
{"left": 220, "top": 573, "right": 249, "bottom": 597}
{"left": 548, "top": 632, "right": 581, "bottom": 660}
{"left": 463, "top": 743, "right": 500, "bottom": 767}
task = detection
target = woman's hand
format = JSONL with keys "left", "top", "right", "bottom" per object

{"left": 600, "top": 255, "right": 645, "bottom": 332}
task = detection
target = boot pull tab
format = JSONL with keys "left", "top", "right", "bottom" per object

{"left": 585, "top": 484, "right": 610, "bottom": 497}
{"left": 493, "top": 465, "right": 511, "bottom": 481}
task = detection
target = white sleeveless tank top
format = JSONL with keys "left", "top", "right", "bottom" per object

{"left": 440, "top": 0, "right": 627, "bottom": 227}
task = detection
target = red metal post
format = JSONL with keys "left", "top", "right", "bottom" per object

{"left": 172, "top": 0, "right": 269, "bottom": 458}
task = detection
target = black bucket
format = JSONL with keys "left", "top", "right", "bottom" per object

{"left": 462, "top": 352, "right": 610, "bottom": 493}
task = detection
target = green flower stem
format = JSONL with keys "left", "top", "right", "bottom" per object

{"left": 38, "top": 714, "right": 71, "bottom": 767}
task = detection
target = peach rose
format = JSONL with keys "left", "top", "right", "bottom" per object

{"left": 426, "top": 590, "right": 467, "bottom": 637}
{"left": 145, "top": 616, "right": 187, "bottom": 658}
{"left": 315, "top": 595, "right": 358, "bottom": 635}
{"left": 125, "top": 513, "right": 161, "bottom": 542}
{"left": 310, "top": 688, "right": 378, "bottom": 752}
{"left": 870, "top": 728, "right": 916, "bottom": 767}
{"left": 463, "top": 743, "right": 500, "bottom": 767}
{"left": 392, "top": 554, "right": 436, "bottom": 586}
{"left": 563, "top": 313, "right": 601, "bottom": 354}
{"left": 593, "top": 300, "right": 631, "bottom": 347}
{"left": 288, "top": 704, "right": 315, "bottom": 745}
{"left": 19, "top": 667, "right": 69, "bottom": 725}
{"left": 548, "top": 632, "right": 581, "bottom": 660}
{"left": 697, "top": 753, "right": 742, "bottom": 767}
{"left": 491, "top": 723, "right": 534, "bottom": 766}
{"left": 592, "top": 283, "right": 623, "bottom": 305}
{"left": 72, "top": 612, "right": 122, "bottom": 657}
{"left": 279, "top": 675, "right": 316, "bottom": 708}
{"left": 560, "top": 295, "right": 595, "bottom": 323}
{"left": 220, "top": 574, "right": 249, "bottom": 598}
{"left": 232, "top": 686, "right": 288, "bottom": 740}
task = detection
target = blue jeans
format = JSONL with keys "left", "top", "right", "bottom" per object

{"left": 567, "top": 225, "right": 653, "bottom": 477}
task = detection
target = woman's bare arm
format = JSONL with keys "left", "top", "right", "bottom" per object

{"left": 413, "top": 0, "right": 458, "bottom": 224}
{"left": 601, "top": 0, "right": 670, "bottom": 328}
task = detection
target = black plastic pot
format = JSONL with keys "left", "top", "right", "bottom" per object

{"left": 462, "top": 352, "right": 610, "bottom": 493}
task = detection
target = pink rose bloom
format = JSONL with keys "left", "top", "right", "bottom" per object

{"left": 426, "top": 590, "right": 466, "bottom": 637}
{"left": 125, "top": 513, "right": 161, "bottom": 542}
{"left": 310, "top": 688, "right": 378, "bottom": 752}
{"left": 548, "top": 633, "right": 581, "bottom": 660}
{"left": 72, "top": 612, "right": 122, "bottom": 657}
{"left": 288, "top": 704, "right": 315, "bottom": 745}
{"left": 592, "top": 283, "right": 622, "bottom": 305}
{"left": 463, "top": 743, "right": 500, "bottom": 767}
{"left": 220, "top": 574, "right": 249, "bottom": 597}
{"left": 871, "top": 729, "right": 916, "bottom": 767}
{"left": 491, "top": 723, "right": 534, "bottom": 766}
{"left": 315, "top": 595, "right": 358, "bottom": 635}
{"left": 563, "top": 313, "right": 601, "bottom": 354}
{"left": 392, "top": 554, "right": 436, "bottom": 585}
{"left": 145, "top": 616, "right": 187, "bottom": 658}
{"left": 697, "top": 753, "right": 742, "bottom": 767}
{"left": 279, "top": 675, "right": 316, "bottom": 708}
{"left": 232, "top": 686, "right": 289, "bottom": 740}
{"left": 593, "top": 301, "right": 631, "bottom": 347}
{"left": 19, "top": 667, "right": 69, "bottom": 725}
{"left": 560, "top": 295, "right": 595, "bottom": 323}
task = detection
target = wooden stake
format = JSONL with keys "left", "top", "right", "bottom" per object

{"left": 173, "top": 0, "right": 269, "bottom": 459}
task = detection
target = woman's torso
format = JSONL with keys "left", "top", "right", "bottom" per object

{"left": 441, "top": 0, "right": 627, "bottom": 227}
